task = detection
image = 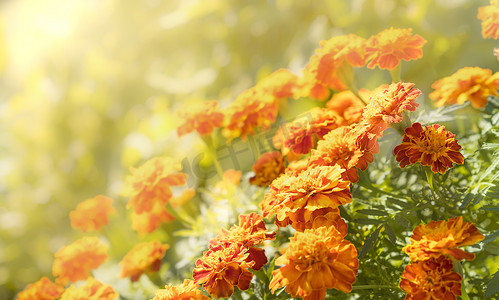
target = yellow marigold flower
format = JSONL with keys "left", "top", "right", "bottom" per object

{"left": 400, "top": 256, "right": 462, "bottom": 300}
{"left": 274, "top": 108, "right": 345, "bottom": 155}
{"left": 177, "top": 100, "right": 224, "bottom": 137}
{"left": 429, "top": 67, "right": 499, "bottom": 108}
{"left": 326, "top": 89, "right": 371, "bottom": 124}
{"left": 393, "top": 122, "right": 464, "bottom": 174}
{"left": 365, "top": 28, "right": 426, "bottom": 70}
{"left": 249, "top": 151, "right": 286, "bottom": 187}
{"left": 59, "top": 277, "right": 118, "bottom": 300}
{"left": 269, "top": 226, "right": 359, "bottom": 298}
{"left": 209, "top": 213, "right": 276, "bottom": 271}
{"left": 151, "top": 279, "right": 209, "bottom": 300}
{"left": 69, "top": 195, "right": 115, "bottom": 232}
{"left": 52, "top": 237, "right": 108, "bottom": 285}
{"left": 122, "top": 156, "right": 187, "bottom": 214}
{"left": 119, "top": 241, "right": 169, "bottom": 282}
{"left": 257, "top": 68, "right": 300, "bottom": 99}
{"left": 362, "top": 82, "right": 421, "bottom": 137}
{"left": 131, "top": 201, "right": 175, "bottom": 235}
{"left": 298, "top": 34, "right": 366, "bottom": 100}
{"left": 478, "top": 0, "right": 499, "bottom": 39}
{"left": 16, "top": 277, "right": 64, "bottom": 300}
{"left": 403, "top": 216, "right": 484, "bottom": 262}
{"left": 193, "top": 243, "right": 254, "bottom": 299}
{"left": 261, "top": 165, "right": 351, "bottom": 231}
{"left": 310, "top": 124, "right": 379, "bottom": 183}
{"left": 283, "top": 158, "right": 309, "bottom": 176}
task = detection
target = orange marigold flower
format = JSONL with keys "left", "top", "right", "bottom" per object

{"left": 59, "top": 277, "right": 118, "bottom": 300}
{"left": 119, "top": 241, "right": 169, "bottom": 282}
{"left": 478, "top": 0, "right": 499, "bottom": 39}
{"left": 177, "top": 100, "right": 224, "bottom": 137}
{"left": 69, "top": 195, "right": 115, "bottom": 232}
{"left": 257, "top": 68, "right": 300, "bottom": 99}
{"left": 261, "top": 165, "right": 351, "bottom": 231}
{"left": 193, "top": 243, "right": 254, "bottom": 298}
{"left": 269, "top": 226, "right": 359, "bottom": 298}
{"left": 326, "top": 89, "right": 371, "bottom": 124}
{"left": 299, "top": 34, "right": 366, "bottom": 100}
{"left": 366, "top": 28, "right": 426, "bottom": 70}
{"left": 209, "top": 213, "right": 276, "bottom": 271}
{"left": 429, "top": 67, "right": 499, "bottom": 108}
{"left": 403, "top": 216, "right": 484, "bottom": 262}
{"left": 284, "top": 158, "right": 309, "bottom": 176}
{"left": 274, "top": 108, "right": 345, "bottom": 155}
{"left": 122, "top": 156, "right": 187, "bottom": 214}
{"left": 52, "top": 236, "right": 108, "bottom": 285}
{"left": 400, "top": 256, "right": 462, "bottom": 300}
{"left": 249, "top": 151, "right": 286, "bottom": 187}
{"left": 151, "top": 279, "right": 209, "bottom": 300}
{"left": 393, "top": 122, "right": 464, "bottom": 174}
{"left": 310, "top": 124, "right": 379, "bottom": 183}
{"left": 362, "top": 82, "right": 421, "bottom": 137}
{"left": 131, "top": 201, "right": 175, "bottom": 235}
{"left": 16, "top": 277, "right": 64, "bottom": 300}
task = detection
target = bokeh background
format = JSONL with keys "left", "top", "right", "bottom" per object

{"left": 0, "top": 0, "right": 497, "bottom": 298}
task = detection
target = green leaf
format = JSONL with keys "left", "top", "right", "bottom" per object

{"left": 394, "top": 214, "right": 412, "bottom": 229}
{"left": 384, "top": 223, "right": 397, "bottom": 245}
{"left": 387, "top": 197, "right": 412, "bottom": 209}
{"left": 480, "top": 206, "right": 499, "bottom": 212}
{"left": 355, "top": 218, "right": 383, "bottom": 225}
{"left": 359, "top": 226, "right": 382, "bottom": 258}
{"left": 485, "top": 271, "right": 499, "bottom": 298}
{"left": 483, "top": 230, "right": 499, "bottom": 244}
{"left": 266, "top": 256, "right": 276, "bottom": 279}
{"left": 484, "top": 243, "right": 499, "bottom": 255}
{"left": 357, "top": 209, "right": 389, "bottom": 216}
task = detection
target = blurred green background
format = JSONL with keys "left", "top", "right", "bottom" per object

{"left": 0, "top": 0, "right": 496, "bottom": 298}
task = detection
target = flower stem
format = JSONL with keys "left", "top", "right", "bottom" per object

{"left": 201, "top": 134, "right": 224, "bottom": 179}
{"left": 352, "top": 285, "right": 398, "bottom": 290}
{"left": 338, "top": 63, "right": 367, "bottom": 105}
{"left": 389, "top": 64, "right": 402, "bottom": 82}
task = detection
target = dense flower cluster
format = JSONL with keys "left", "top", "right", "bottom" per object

{"left": 69, "top": 195, "right": 115, "bottom": 232}
{"left": 16, "top": 277, "right": 64, "bottom": 300}
{"left": 119, "top": 241, "right": 169, "bottom": 282}
{"left": 177, "top": 100, "right": 224, "bottom": 137}
{"left": 151, "top": 279, "right": 209, "bottom": 300}
{"left": 249, "top": 151, "right": 286, "bottom": 187}
{"left": 478, "top": 0, "right": 499, "bottom": 39}
{"left": 59, "top": 277, "right": 118, "bottom": 300}
{"left": 326, "top": 89, "right": 371, "bottom": 124}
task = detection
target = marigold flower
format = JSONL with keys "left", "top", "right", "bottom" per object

{"left": 400, "top": 256, "right": 462, "bottom": 300}
{"left": 294, "top": 207, "right": 348, "bottom": 236}
{"left": 310, "top": 124, "right": 379, "bottom": 182}
{"left": 59, "top": 277, "right": 118, "bottom": 300}
{"left": 214, "top": 169, "right": 242, "bottom": 197}
{"left": 326, "top": 89, "right": 371, "bottom": 124}
{"left": 131, "top": 201, "right": 175, "bottom": 235}
{"left": 362, "top": 82, "right": 421, "bottom": 137}
{"left": 269, "top": 226, "right": 359, "bottom": 298}
{"left": 52, "top": 236, "right": 108, "bottom": 284}
{"left": 193, "top": 243, "right": 254, "bottom": 298}
{"left": 394, "top": 122, "right": 464, "bottom": 174}
{"left": 209, "top": 213, "right": 276, "bottom": 271}
{"left": 478, "top": 0, "right": 499, "bottom": 39}
{"left": 429, "top": 67, "right": 499, "bottom": 108}
{"left": 365, "top": 28, "right": 426, "bottom": 70}
{"left": 274, "top": 108, "right": 345, "bottom": 155}
{"left": 119, "top": 241, "right": 169, "bottom": 282}
{"left": 16, "top": 277, "right": 64, "bottom": 300}
{"left": 257, "top": 68, "right": 300, "bottom": 99}
{"left": 69, "top": 195, "right": 115, "bottom": 232}
{"left": 284, "top": 158, "right": 309, "bottom": 176}
{"left": 122, "top": 156, "right": 187, "bottom": 214}
{"left": 177, "top": 100, "right": 224, "bottom": 137}
{"left": 261, "top": 165, "right": 351, "bottom": 231}
{"left": 249, "top": 151, "right": 286, "bottom": 187}
{"left": 403, "top": 216, "right": 484, "bottom": 262}
{"left": 151, "top": 279, "right": 209, "bottom": 300}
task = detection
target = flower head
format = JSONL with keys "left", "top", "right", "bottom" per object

{"left": 326, "top": 89, "right": 371, "bottom": 124}
{"left": 400, "top": 256, "right": 462, "bottom": 300}
{"left": 403, "top": 216, "right": 484, "bottom": 261}
{"left": 249, "top": 151, "right": 286, "bottom": 187}
{"left": 261, "top": 165, "right": 351, "bottom": 231}
{"left": 429, "top": 67, "right": 499, "bottom": 108}
{"left": 59, "top": 277, "right": 118, "bottom": 300}
{"left": 122, "top": 157, "right": 187, "bottom": 214}
{"left": 478, "top": 0, "right": 499, "bottom": 39}
{"left": 366, "top": 28, "right": 426, "bottom": 70}
{"left": 193, "top": 243, "right": 254, "bottom": 298}
{"left": 257, "top": 68, "right": 300, "bottom": 99}
{"left": 16, "top": 277, "right": 64, "bottom": 300}
{"left": 177, "top": 100, "right": 224, "bottom": 137}
{"left": 69, "top": 195, "right": 115, "bottom": 232}
{"left": 209, "top": 213, "right": 276, "bottom": 270}
{"left": 362, "top": 82, "right": 421, "bottom": 137}
{"left": 52, "top": 237, "right": 108, "bottom": 284}
{"left": 394, "top": 122, "right": 464, "bottom": 174}
{"left": 151, "top": 279, "right": 209, "bottom": 300}
{"left": 119, "top": 241, "right": 169, "bottom": 282}
{"left": 269, "top": 226, "right": 359, "bottom": 298}
{"left": 131, "top": 201, "right": 175, "bottom": 235}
